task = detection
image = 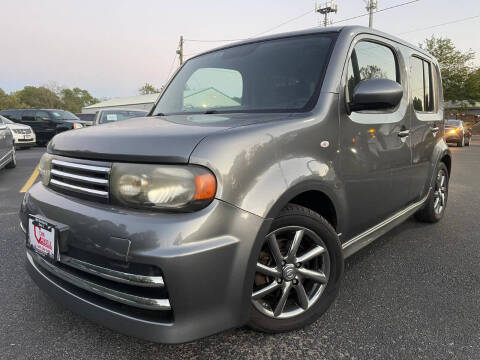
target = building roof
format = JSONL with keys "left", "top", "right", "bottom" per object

{"left": 84, "top": 93, "right": 160, "bottom": 109}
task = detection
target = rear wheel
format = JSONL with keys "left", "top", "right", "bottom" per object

{"left": 457, "top": 136, "right": 465, "bottom": 147}
{"left": 249, "top": 204, "right": 343, "bottom": 333}
{"left": 415, "top": 162, "right": 448, "bottom": 223}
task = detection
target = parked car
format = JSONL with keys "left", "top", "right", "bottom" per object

{"left": 75, "top": 113, "right": 96, "bottom": 126}
{"left": 0, "top": 116, "right": 16, "bottom": 170}
{"left": 0, "top": 115, "right": 36, "bottom": 149}
{"left": 0, "top": 109, "right": 87, "bottom": 146}
{"left": 92, "top": 108, "right": 148, "bottom": 125}
{"left": 444, "top": 119, "right": 471, "bottom": 146}
{"left": 20, "top": 26, "right": 451, "bottom": 344}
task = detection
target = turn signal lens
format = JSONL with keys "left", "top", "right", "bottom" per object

{"left": 73, "top": 123, "right": 84, "bottom": 129}
{"left": 194, "top": 174, "right": 217, "bottom": 200}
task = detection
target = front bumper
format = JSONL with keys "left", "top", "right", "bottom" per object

{"left": 13, "top": 133, "right": 36, "bottom": 147}
{"left": 20, "top": 183, "right": 268, "bottom": 343}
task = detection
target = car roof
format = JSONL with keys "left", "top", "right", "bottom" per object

{"left": 191, "top": 25, "right": 432, "bottom": 61}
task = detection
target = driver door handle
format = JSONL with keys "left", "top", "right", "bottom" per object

{"left": 397, "top": 129, "right": 410, "bottom": 137}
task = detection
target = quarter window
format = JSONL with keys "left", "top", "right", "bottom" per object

{"left": 411, "top": 57, "right": 435, "bottom": 112}
{"left": 347, "top": 41, "right": 399, "bottom": 101}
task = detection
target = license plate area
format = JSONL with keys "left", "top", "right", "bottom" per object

{"left": 28, "top": 216, "right": 58, "bottom": 261}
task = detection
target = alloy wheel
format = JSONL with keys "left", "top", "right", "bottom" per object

{"left": 433, "top": 169, "right": 447, "bottom": 215}
{"left": 251, "top": 226, "right": 330, "bottom": 319}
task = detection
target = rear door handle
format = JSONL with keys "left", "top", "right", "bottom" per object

{"left": 398, "top": 129, "right": 410, "bottom": 137}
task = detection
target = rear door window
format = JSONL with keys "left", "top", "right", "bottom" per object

{"left": 410, "top": 56, "right": 435, "bottom": 112}
{"left": 22, "top": 110, "right": 36, "bottom": 121}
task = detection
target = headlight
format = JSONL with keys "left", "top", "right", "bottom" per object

{"left": 73, "top": 123, "right": 84, "bottom": 129}
{"left": 38, "top": 153, "right": 53, "bottom": 186}
{"left": 111, "top": 163, "right": 216, "bottom": 211}
{"left": 13, "top": 129, "right": 22, "bottom": 134}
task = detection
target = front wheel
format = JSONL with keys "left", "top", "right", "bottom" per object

{"left": 415, "top": 162, "right": 449, "bottom": 223}
{"left": 249, "top": 204, "right": 343, "bottom": 333}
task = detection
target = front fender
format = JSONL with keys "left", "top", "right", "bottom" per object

{"left": 189, "top": 93, "right": 345, "bottom": 230}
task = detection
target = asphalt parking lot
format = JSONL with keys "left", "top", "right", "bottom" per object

{"left": 1, "top": 139, "right": 479, "bottom": 360}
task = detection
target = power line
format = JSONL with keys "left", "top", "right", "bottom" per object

{"left": 398, "top": 14, "right": 480, "bottom": 35}
{"left": 254, "top": 9, "right": 315, "bottom": 37}
{"left": 332, "top": 0, "right": 419, "bottom": 24}
{"left": 164, "top": 53, "right": 178, "bottom": 83}
{"left": 184, "top": 8, "right": 314, "bottom": 43}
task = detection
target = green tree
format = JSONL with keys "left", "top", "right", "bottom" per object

{"left": 17, "top": 86, "right": 63, "bottom": 109}
{"left": 0, "top": 89, "right": 28, "bottom": 110}
{"left": 139, "top": 83, "right": 161, "bottom": 95}
{"left": 60, "top": 87, "right": 99, "bottom": 113}
{"left": 420, "top": 36, "right": 478, "bottom": 103}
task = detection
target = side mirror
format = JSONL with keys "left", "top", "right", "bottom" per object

{"left": 349, "top": 79, "right": 403, "bottom": 112}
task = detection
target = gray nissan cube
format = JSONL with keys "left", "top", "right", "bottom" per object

{"left": 20, "top": 26, "right": 451, "bottom": 343}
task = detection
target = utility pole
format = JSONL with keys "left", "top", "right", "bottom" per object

{"left": 316, "top": 1, "right": 338, "bottom": 27}
{"left": 176, "top": 35, "right": 184, "bottom": 66}
{"left": 366, "top": 0, "right": 378, "bottom": 28}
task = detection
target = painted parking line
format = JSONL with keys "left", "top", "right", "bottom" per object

{"left": 20, "top": 165, "right": 39, "bottom": 193}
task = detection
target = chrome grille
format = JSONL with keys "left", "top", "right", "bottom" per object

{"left": 27, "top": 250, "right": 171, "bottom": 312}
{"left": 13, "top": 128, "right": 32, "bottom": 134}
{"left": 50, "top": 159, "right": 110, "bottom": 199}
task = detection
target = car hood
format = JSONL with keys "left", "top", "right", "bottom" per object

{"left": 48, "top": 113, "right": 300, "bottom": 163}
{"left": 7, "top": 124, "right": 31, "bottom": 130}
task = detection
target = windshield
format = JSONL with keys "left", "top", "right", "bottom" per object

{"left": 445, "top": 120, "right": 461, "bottom": 126}
{"left": 153, "top": 34, "right": 335, "bottom": 117}
{"left": 99, "top": 110, "right": 147, "bottom": 124}
{"left": 51, "top": 110, "right": 80, "bottom": 120}
{"left": 0, "top": 116, "right": 14, "bottom": 124}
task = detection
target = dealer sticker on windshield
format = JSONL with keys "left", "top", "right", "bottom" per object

{"left": 28, "top": 217, "right": 56, "bottom": 259}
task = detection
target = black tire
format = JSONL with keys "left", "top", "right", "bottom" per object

{"left": 465, "top": 138, "right": 470, "bottom": 146}
{"left": 249, "top": 204, "right": 344, "bottom": 333}
{"left": 5, "top": 147, "right": 16, "bottom": 169}
{"left": 415, "top": 162, "right": 449, "bottom": 223}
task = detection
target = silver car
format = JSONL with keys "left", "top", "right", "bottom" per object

{"left": 20, "top": 26, "right": 451, "bottom": 343}
{"left": 0, "top": 115, "right": 16, "bottom": 170}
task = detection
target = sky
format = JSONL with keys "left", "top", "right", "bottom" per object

{"left": 1, "top": 0, "right": 479, "bottom": 99}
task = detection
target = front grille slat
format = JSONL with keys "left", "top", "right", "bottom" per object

{"left": 50, "top": 158, "right": 110, "bottom": 200}
{"left": 51, "top": 169, "right": 108, "bottom": 185}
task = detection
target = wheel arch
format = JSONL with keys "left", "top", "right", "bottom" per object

{"left": 264, "top": 181, "right": 345, "bottom": 234}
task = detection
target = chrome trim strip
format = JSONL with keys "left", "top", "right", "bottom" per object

{"left": 27, "top": 251, "right": 171, "bottom": 311}
{"left": 52, "top": 159, "right": 110, "bottom": 173}
{"left": 342, "top": 189, "right": 430, "bottom": 258}
{"left": 0, "top": 149, "right": 13, "bottom": 163}
{"left": 20, "top": 221, "right": 26, "bottom": 234}
{"left": 50, "top": 179, "right": 109, "bottom": 197}
{"left": 51, "top": 169, "right": 108, "bottom": 185}
{"left": 60, "top": 255, "right": 165, "bottom": 288}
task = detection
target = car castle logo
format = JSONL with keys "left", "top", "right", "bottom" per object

{"left": 34, "top": 225, "right": 52, "bottom": 251}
